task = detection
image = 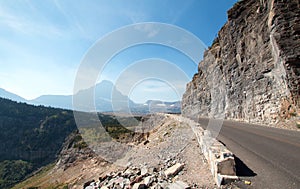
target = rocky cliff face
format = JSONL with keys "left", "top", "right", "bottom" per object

{"left": 182, "top": 0, "right": 300, "bottom": 125}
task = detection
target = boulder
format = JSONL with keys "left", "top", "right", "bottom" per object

{"left": 144, "top": 176, "right": 154, "bottom": 186}
{"left": 164, "top": 163, "right": 184, "bottom": 178}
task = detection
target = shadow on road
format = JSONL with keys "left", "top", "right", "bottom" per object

{"left": 234, "top": 155, "right": 257, "bottom": 177}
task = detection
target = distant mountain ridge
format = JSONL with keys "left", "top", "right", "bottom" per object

{"left": 131, "top": 100, "right": 181, "bottom": 114}
{"left": 0, "top": 88, "right": 27, "bottom": 102}
{"left": 29, "top": 80, "right": 133, "bottom": 112}
{"left": 0, "top": 81, "right": 181, "bottom": 113}
{"left": 32, "top": 95, "right": 72, "bottom": 109}
{"left": 0, "top": 81, "right": 131, "bottom": 112}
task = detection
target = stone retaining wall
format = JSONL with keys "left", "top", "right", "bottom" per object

{"left": 166, "top": 114, "right": 237, "bottom": 186}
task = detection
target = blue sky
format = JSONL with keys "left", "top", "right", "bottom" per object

{"left": 0, "top": 0, "right": 237, "bottom": 103}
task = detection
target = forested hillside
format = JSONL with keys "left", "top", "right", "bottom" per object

{"left": 0, "top": 97, "right": 145, "bottom": 188}
{"left": 0, "top": 97, "right": 76, "bottom": 188}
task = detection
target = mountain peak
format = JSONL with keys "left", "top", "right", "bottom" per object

{"left": 97, "top": 80, "right": 114, "bottom": 87}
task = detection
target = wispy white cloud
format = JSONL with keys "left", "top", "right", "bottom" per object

{"left": 126, "top": 10, "right": 149, "bottom": 24}
{"left": 133, "top": 23, "right": 160, "bottom": 38}
{"left": 170, "top": 0, "right": 195, "bottom": 24}
{"left": 52, "top": 0, "right": 91, "bottom": 40}
{"left": 0, "top": 4, "right": 64, "bottom": 38}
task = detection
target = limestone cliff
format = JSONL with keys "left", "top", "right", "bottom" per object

{"left": 182, "top": 0, "right": 300, "bottom": 125}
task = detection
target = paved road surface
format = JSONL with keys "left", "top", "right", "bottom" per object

{"left": 197, "top": 118, "right": 300, "bottom": 189}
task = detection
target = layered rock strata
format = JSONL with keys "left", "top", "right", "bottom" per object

{"left": 182, "top": 0, "right": 300, "bottom": 125}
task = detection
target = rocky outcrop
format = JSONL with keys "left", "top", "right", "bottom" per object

{"left": 55, "top": 130, "right": 99, "bottom": 170}
{"left": 182, "top": 0, "right": 300, "bottom": 125}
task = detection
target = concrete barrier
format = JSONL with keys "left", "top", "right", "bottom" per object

{"left": 166, "top": 114, "right": 238, "bottom": 187}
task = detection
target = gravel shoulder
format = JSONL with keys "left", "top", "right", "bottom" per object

{"left": 114, "top": 116, "right": 216, "bottom": 188}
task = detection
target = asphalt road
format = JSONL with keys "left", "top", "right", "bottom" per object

{"left": 197, "top": 118, "right": 300, "bottom": 189}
